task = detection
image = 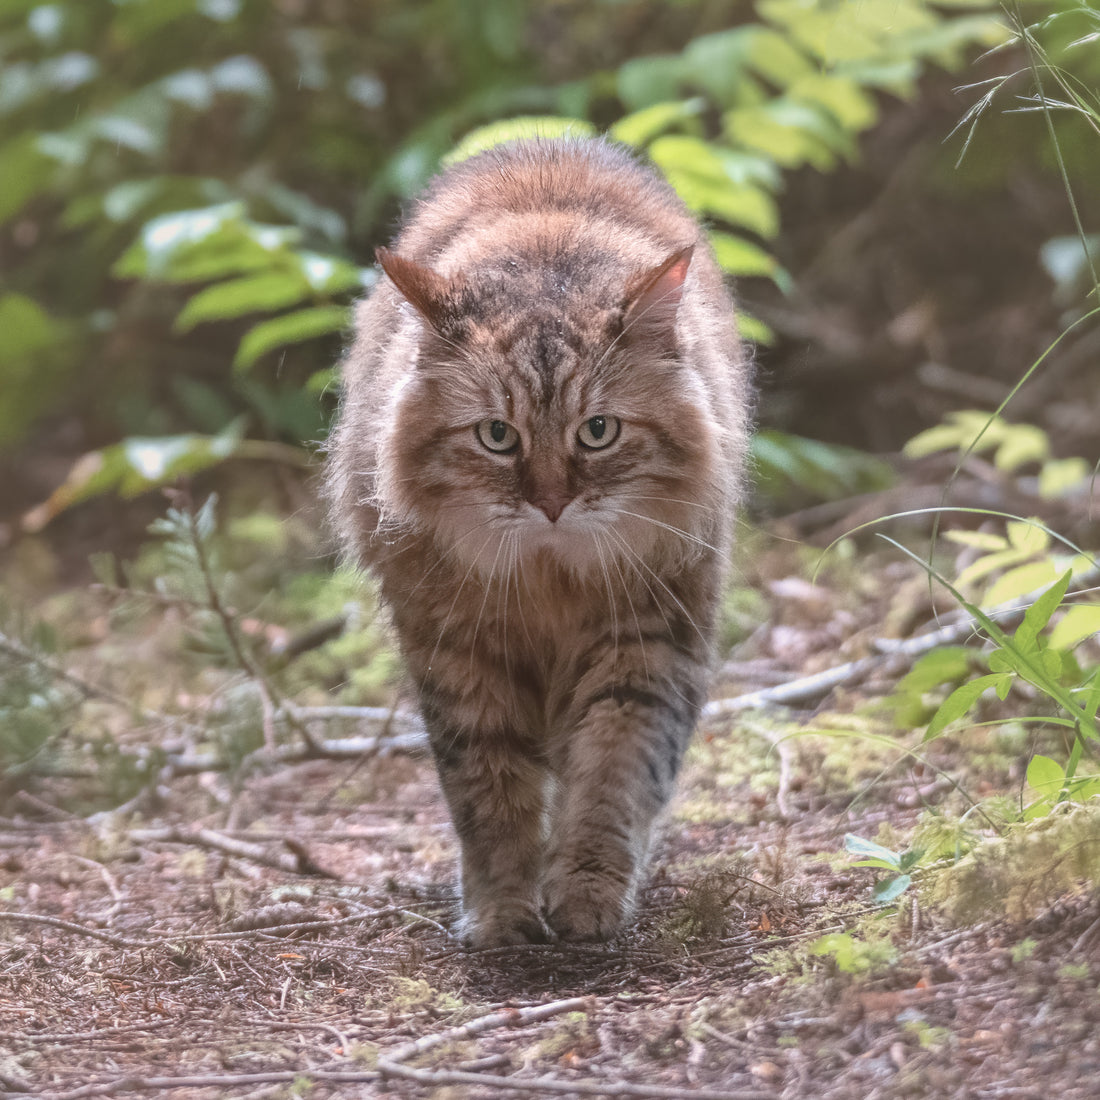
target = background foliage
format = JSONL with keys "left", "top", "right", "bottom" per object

{"left": 10, "top": 0, "right": 1097, "bottom": 518}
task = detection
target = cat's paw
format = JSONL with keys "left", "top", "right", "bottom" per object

{"left": 543, "top": 869, "right": 632, "bottom": 942}
{"left": 457, "top": 903, "right": 549, "bottom": 948}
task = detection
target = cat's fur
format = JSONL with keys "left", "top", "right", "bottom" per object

{"left": 327, "top": 138, "right": 751, "bottom": 946}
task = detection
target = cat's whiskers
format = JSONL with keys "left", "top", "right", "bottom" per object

{"left": 591, "top": 529, "right": 621, "bottom": 673}
{"left": 399, "top": 514, "right": 504, "bottom": 605}
{"left": 604, "top": 529, "right": 652, "bottom": 685}
{"left": 605, "top": 526, "right": 707, "bottom": 647}
{"left": 621, "top": 492, "right": 712, "bottom": 512}
{"left": 612, "top": 509, "right": 719, "bottom": 554}
{"left": 425, "top": 530, "right": 496, "bottom": 676}
{"left": 467, "top": 528, "right": 509, "bottom": 683}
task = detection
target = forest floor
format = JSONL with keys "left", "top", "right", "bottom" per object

{"left": 2, "top": 470, "right": 1099, "bottom": 1100}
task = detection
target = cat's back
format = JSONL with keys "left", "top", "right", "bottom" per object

{"left": 394, "top": 138, "right": 710, "bottom": 274}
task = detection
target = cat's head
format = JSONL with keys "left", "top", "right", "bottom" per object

{"left": 372, "top": 243, "right": 728, "bottom": 580}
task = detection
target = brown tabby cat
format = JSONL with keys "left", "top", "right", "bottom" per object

{"left": 327, "top": 137, "right": 751, "bottom": 947}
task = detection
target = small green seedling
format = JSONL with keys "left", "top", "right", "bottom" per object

{"left": 845, "top": 833, "right": 925, "bottom": 904}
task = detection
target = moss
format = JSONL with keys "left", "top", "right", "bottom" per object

{"left": 933, "top": 801, "right": 1100, "bottom": 923}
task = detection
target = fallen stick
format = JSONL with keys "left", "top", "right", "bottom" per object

{"left": 129, "top": 825, "right": 337, "bottom": 877}
{"left": 377, "top": 997, "right": 767, "bottom": 1099}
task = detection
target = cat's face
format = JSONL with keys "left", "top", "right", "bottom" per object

{"left": 374, "top": 248, "right": 723, "bottom": 579}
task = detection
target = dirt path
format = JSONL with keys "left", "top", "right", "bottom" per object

{"left": 4, "top": 711, "right": 1098, "bottom": 1099}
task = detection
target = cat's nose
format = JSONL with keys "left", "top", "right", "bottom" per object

{"left": 530, "top": 491, "right": 573, "bottom": 523}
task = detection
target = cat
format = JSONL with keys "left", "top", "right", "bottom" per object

{"left": 327, "top": 137, "right": 751, "bottom": 947}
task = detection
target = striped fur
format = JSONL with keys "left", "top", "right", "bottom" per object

{"left": 327, "top": 138, "right": 751, "bottom": 946}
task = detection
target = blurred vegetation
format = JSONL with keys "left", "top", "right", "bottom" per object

{"left": 10, "top": 0, "right": 1088, "bottom": 520}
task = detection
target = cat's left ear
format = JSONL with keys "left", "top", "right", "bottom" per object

{"left": 376, "top": 247, "right": 455, "bottom": 331}
{"left": 623, "top": 245, "right": 694, "bottom": 329}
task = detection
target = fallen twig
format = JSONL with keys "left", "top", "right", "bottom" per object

{"left": 129, "top": 825, "right": 338, "bottom": 877}
{"left": 377, "top": 996, "right": 768, "bottom": 1099}
{"left": 0, "top": 911, "right": 147, "bottom": 949}
{"left": 36, "top": 1069, "right": 381, "bottom": 1100}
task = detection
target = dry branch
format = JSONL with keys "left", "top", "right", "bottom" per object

{"left": 129, "top": 825, "right": 338, "bottom": 877}
{"left": 377, "top": 997, "right": 768, "bottom": 1099}
{"left": 36, "top": 1069, "right": 381, "bottom": 1100}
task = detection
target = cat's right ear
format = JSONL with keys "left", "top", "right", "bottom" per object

{"left": 376, "top": 247, "right": 453, "bottom": 330}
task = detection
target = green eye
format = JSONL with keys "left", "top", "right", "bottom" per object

{"left": 576, "top": 415, "right": 621, "bottom": 450}
{"left": 475, "top": 419, "right": 520, "bottom": 453}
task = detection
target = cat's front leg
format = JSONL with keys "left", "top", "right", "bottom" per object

{"left": 423, "top": 698, "right": 550, "bottom": 947}
{"left": 544, "top": 682, "right": 700, "bottom": 941}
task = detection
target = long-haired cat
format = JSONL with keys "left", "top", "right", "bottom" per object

{"left": 328, "top": 137, "right": 751, "bottom": 946}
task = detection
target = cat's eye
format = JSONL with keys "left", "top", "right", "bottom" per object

{"left": 576, "top": 415, "right": 621, "bottom": 450}
{"left": 475, "top": 419, "right": 520, "bottom": 454}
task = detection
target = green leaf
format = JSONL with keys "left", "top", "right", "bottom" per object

{"left": 1015, "top": 570, "right": 1073, "bottom": 652}
{"left": 233, "top": 306, "right": 349, "bottom": 372}
{"left": 736, "top": 312, "right": 774, "bottom": 345}
{"left": 0, "top": 134, "right": 54, "bottom": 225}
{"left": 984, "top": 561, "right": 1061, "bottom": 609}
{"left": 873, "top": 874, "right": 911, "bottom": 904}
{"left": 893, "top": 646, "right": 973, "bottom": 697}
{"left": 609, "top": 99, "right": 705, "bottom": 147}
{"left": 444, "top": 117, "right": 596, "bottom": 166}
{"left": 1026, "top": 753, "right": 1065, "bottom": 796}
{"left": 114, "top": 203, "right": 245, "bottom": 278}
{"left": 1039, "top": 457, "right": 1090, "bottom": 499}
{"left": 22, "top": 422, "right": 246, "bottom": 531}
{"left": 902, "top": 411, "right": 1005, "bottom": 459}
{"left": 648, "top": 135, "right": 779, "bottom": 237}
{"left": 924, "top": 673, "right": 1007, "bottom": 740}
{"left": 1050, "top": 605, "right": 1100, "bottom": 651}
{"left": 209, "top": 55, "right": 273, "bottom": 99}
{"left": 994, "top": 424, "right": 1049, "bottom": 472}
{"left": 789, "top": 73, "right": 878, "bottom": 131}
{"left": 724, "top": 99, "right": 850, "bottom": 169}
{"left": 0, "top": 293, "right": 57, "bottom": 364}
{"left": 681, "top": 28, "right": 756, "bottom": 106}
{"left": 114, "top": 206, "right": 302, "bottom": 283}
{"left": 617, "top": 55, "right": 685, "bottom": 110}
{"left": 845, "top": 834, "right": 901, "bottom": 869}
{"left": 0, "top": 293, "right": 69, "bottom": 447}
{"left": 175, "top": 272, "right": 313, "bottom": 333}
{"left": 708, "top": 231, "right": 781, "bottom": 280}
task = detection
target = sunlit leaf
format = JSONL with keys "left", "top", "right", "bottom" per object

{"left": 443, "top": 116, "right": 595, "bottom": 166}
{"left": 1038, "top": 457, "right": 1090, "bottom": 499}
{"left": 609, "top": 99, "right": 705, "bottom": 147}
{"left": 983, "top": 561, "right": 1061, "bottom": 609}
{"left": 1026, "top": 753, "right": 1065, "bottom": 796}
{"left": 1015, "top": 570, "right": 1073, "bottom": 651}
{"left": 845, "top": 833, "right": 901, "bottom": 868}
{"left": 21, "top": 421, "right": 246, "bottom": 532}
{"left": 1050, "top": 605, "right": 1100, "bottom": 651}
{"left": 994, "top": 423, "right": 1049, "bottom": 471}
{"left": 233, "top": 306, "right": 348, "bottom": 372}
{"left": 175, "top": 271, "right": 313, "bottom": 333}
{"left": 790, "top": 73, "right": 878, "bottom": 131}
{"left": 708, "top": 231, "right": 780, "bottom": 280}
{"left": 208, "top": 55, "right": 273, "bottom": 98}
{"left": 649, "top": 135, "right": 779, "bottom": 237}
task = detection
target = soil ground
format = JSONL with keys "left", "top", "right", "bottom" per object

{"left": 3, "top": 518, "right": 1099, "bottom": 1100}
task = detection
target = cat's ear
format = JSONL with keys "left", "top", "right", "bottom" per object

{"left": 377, "top": 247, "right": 454, "bottom": 329}
{"left": 623, "top": 245, "right": 694, "bottom": 329}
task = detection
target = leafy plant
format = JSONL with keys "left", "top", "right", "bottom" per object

{"left": 844, "top": 833, "right": 926, "bottom": 905}
{"left": 2, "top": 0, "right": 1011, "bottom": 524}
{"left": 905, "top": 411, "right": 1092, "bottom": 503}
